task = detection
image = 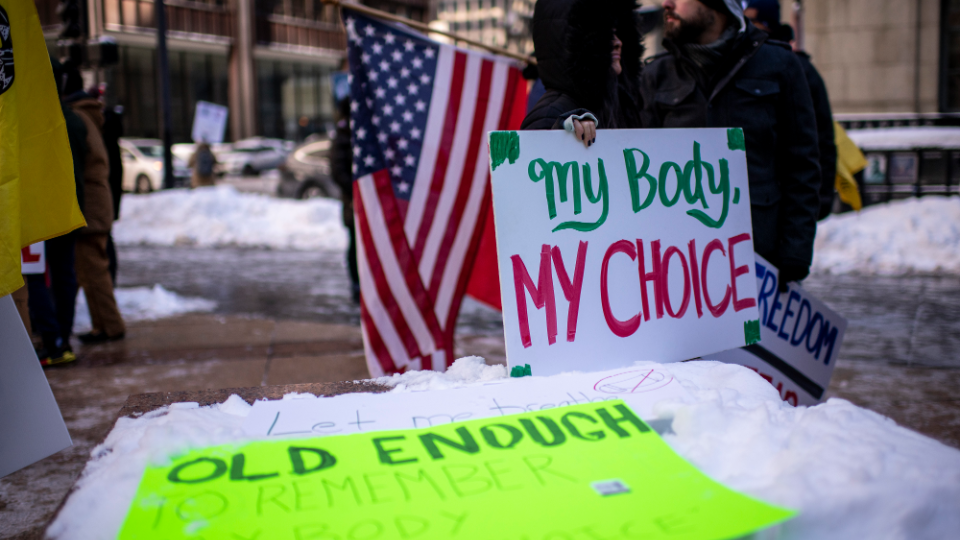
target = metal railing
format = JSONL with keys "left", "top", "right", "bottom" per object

{"left": 860, "top": 148, "right": 960, "bottom": 206}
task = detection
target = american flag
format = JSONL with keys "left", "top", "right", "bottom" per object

{"left": 344, "top": 9, "right": 526, "bottom": 376}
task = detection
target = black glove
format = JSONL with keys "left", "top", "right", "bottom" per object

{"left": 778, "top": 264, "right": 809, "bottom": 293}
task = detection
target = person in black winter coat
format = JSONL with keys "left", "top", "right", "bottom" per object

{"left": 103, "top": 105, "right": 124, "bottom": 285}
{"left": 331, "top": 97, "right": 360, "bottom": 303}
{"left": 521, "top": 0, "right": 645, "bottom": 144}
{"left": 640, "top": 0, "right": 820, "bottom": 291}
{"left": 29, "top": 58, "right": 87, "bottom": 365}
{"left": 744, "top": 0, "right": 837, "bottom": 220}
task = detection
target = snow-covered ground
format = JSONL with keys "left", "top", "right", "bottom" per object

{"left": 114, "top": 186, "right": 346, "bottom": 251}
{"left": 74, "top": 285, "right": 216, "bottom": 333}
{"left": 813, "top": 197, "right": 960, "bottom": 275}
{"left": 49, "top": 357, "right": 960, "bottom": 540}
{"left": 114, "top": 182, "right": 960, "bottom": 277}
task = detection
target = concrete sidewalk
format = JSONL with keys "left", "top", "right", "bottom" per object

{"left": 0, "top": 313, "right": 957, "bottom": 539}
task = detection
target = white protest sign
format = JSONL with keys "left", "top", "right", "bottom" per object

{"left": 0, "top": 295, "right": 72, "bottom": 478}
{"left": 705, "top": 255, "right": 847, "bottom": 406}
{"left": 488, "top": 128, "right": 761, "bottom": 376}
{"left": 242, "top": 365, "right": 691, "bottom": 438}
{"left": 20, "top": 242, "right": 44, "bottom": 274}
{"left": 191, "top": 101, "right": 229, "bottom": 144}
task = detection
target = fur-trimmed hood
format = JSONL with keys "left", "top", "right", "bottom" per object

{"left": 532, "top": 0, "right": 644, "bottom": 113}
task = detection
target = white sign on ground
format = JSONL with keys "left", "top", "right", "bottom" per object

{"left": 191, "top": 101, "right": 229, "bottom": 144}
{"left": 20, "top": 242, "right": 44, "bottom": 274}
{"left": 487, "top": 128, "right": 761, "bottom": 376}
{"left": 0, "top": 295, "right": 72, "bottom": 478}
{"left": 705, "top": 255, "right": 847, "bottom": 406}
{"left": 242, "top": 366, "right": 691, "bottom": 438}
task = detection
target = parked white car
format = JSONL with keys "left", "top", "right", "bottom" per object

{"left": 120, "top": 138, "right": 190, "bottom": 192}
{"left": 217, "top": 137, "right": 293, "bottom": 176}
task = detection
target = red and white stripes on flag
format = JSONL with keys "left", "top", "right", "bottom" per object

{"left": 350, "top": 18, "right": 526, "bottom": 376}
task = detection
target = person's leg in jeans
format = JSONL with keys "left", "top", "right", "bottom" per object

{"left": 26, "top": 273, "right": 65, "bottom": 357}
{"left": 75, "top": 233, "right": 126, "bottom": 340}
{"left": 47, "top": 232, "right": 79, "bottom": 348}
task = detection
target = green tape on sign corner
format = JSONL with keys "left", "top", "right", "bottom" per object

{"left": 489, "top": 131, "right": 520, "bottom": 171}
{"left": 727, "top": 128, "right": 746, "bottom": 151}
{"left": 118, "top": 401, "right": 794, "bottom": 540}
{"left": 744, "top": 319, "right": 761, "bottom": 345}
{"left": 509, "top": 364, "right": 531, "bottom": 378}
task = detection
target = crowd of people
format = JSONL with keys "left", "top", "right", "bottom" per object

{"left": 524, "top": 0, "right": 836, "bottom": 293}
{"left": 12, "top": 58, "right": 126, "bottom": 367}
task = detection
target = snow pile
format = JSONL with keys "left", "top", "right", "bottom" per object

{"left": 46, "top": 396, "right": 254, "bottom": 540}
{"left": 813, "top": 196, "right": 960, "bottom": 275}
{"left": 74, "top": 285, "right": 216, "bottom": 332}
{"left": 661, "top": 362, "right": 960, "bottom": 539}
{"left": 48, "top": 361, "right": 960, "bottom": 539}
{"left": 374, "top": 355, "right": 508, "bottom": 391}
{"left": 113, "top": 186, "right": 347, "bottom": 251}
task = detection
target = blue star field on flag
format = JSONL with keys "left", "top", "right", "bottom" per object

{"left": 345, "top": 14, "right": 439, "bottom": 200}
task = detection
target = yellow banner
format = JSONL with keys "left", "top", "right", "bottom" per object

{"left": 0, "top": 0, "right": 85, "bottom": 297}
{"left": 120, "top": 400, "right": 794, "bottom": 539}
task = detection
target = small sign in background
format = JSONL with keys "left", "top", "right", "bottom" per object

{"left": 191, "top": 101, "right": 229, "bottom": 145}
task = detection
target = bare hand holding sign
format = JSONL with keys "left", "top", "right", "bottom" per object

{"left": 488, "top": 128, "right": 761, "bottom": 375}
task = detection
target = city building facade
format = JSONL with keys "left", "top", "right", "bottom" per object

{"left": 37, "top": 0, "right": 429, "bottom": 142}
{"left": 432, "top": 0, "right": 534, "bottom": 55}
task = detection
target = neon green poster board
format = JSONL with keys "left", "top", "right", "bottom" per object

{"left": 119, "top": 400, "right": 794, "bottom": 539}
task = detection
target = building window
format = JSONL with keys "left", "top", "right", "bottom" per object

{"left": 257, "top": 60, "right": 334, "bottom": 141}
{"left": 105, "top": 46, "right": 228, "bottom": 142}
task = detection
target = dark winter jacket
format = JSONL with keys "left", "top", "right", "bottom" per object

{"left": 62, "top": 105, "right": 87, "bottom": 213}
{"left": 103, "top": 109, "right": 124, "bottom": 220}
{"left": 639, "top": 24, "right": 820, "bottom": 270}
{"left": 796, "top": 51, "right": 837, "bottom": 220}
{"left": 331, "top": 98, "right": 354, "bottom": 227}
{"left": 68, "top": 96, "right": 115, "bottom": 234}
{"left": 522, "top": 0, "right": 644, "bottom": 130}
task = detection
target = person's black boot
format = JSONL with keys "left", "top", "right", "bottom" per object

{"left": 37, "top": 334, "right": 77, "bottom": 366}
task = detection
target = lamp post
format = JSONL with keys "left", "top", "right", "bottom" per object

{"left": 156, "top": 0, "right": 175, "bottom": 189}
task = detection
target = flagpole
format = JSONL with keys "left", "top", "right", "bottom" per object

{"left": 321, "top": 0, "right": 536, "bottom": 65}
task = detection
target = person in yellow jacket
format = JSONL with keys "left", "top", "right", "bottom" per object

{"left": 833, "top": 121, "right": 865, "bottom": 212}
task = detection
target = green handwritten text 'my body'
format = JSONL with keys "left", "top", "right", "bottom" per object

{"left": 528, "top": 142, "right": 738, "bottom": 232}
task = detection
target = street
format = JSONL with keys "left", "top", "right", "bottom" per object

{"left": 118, "top": 245, "right": 960, "bottom": 368}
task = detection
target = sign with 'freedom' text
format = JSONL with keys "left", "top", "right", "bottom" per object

{"left": 706, "top": 255, "right": 847, "bottom": 406}
{"left": 119, "top": 401, "right": 793, "bottom": 539}
{"left": 488, "top": 129, "right": 761, "bottom": 375}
